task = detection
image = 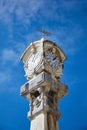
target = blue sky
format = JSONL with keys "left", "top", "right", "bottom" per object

{"left": 0, "top": 0, "right": 87, "bottom": 130}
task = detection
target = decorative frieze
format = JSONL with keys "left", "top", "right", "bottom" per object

{"left": 20, "top": 71, "right": 68, "bottom": 99}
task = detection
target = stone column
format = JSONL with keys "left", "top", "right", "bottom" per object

{"left": 20, "top": 38, "right": 68, "bottom": 130}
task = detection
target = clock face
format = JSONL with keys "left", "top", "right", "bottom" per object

{"left": 45, "top": 51, "right": 60, "bottom": 70}
{"left": 27, "top": 52, "right": 42, "bottom": 72}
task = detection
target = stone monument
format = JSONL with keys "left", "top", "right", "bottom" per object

{"left": 20, "top": 38, "right": 68, "bottom": 130}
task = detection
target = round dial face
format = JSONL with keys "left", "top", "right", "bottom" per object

{"left": 27, "top": 52, "right": 42, "bottom": 72}
{"left": 45, "top": 51, "right": 60, "bottom": 70}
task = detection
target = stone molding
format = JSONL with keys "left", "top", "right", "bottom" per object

{"left": 20, "top": 71, "right": 68, "bottom": 99}
{"left": 20, "top": 38, "right": 68, "bottom": 130}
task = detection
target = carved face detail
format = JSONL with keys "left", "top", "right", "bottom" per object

{"left": 45, "top": 51, "right": 60, "bottom": 70}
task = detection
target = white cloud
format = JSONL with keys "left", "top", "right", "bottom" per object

{"left": 1, "top": 49, "right": 19, "bottom": 65}
{"left": 0, "top": 0, "right": 45, "bottom": 44}
{"left": 0, "top": 0, "right": 85, "bottom": 95}
{"left": 0, "top": 70, "right": 11, "bottom": 83}
{"left": 0, "top": 45, "right": 24, "bottom": 93}
{"left": 0, "top": 41, "right": 27, "bottom": 66}
{"left": 0, "top": 70, "right": 18, "bottom": 93}
{"left": 47, "top": 24, "right": 84, "bottom": 56}
{"left": 0, "top": 0, "right": 85, "bottom": 58}
{"left": 0, "top": 0, "right": 44, "bottom": 24}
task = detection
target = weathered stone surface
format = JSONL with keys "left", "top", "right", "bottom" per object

{"left": 26, "top": 87, "right": 62, "bottom": 119}
{"left": 20, "top": 82, "right": 29, "bottom": 97}
{"left": 20, "top": 72, "right": 68, "bottom": 97}
{"left": 30, "top": 113, "right": 48, "bottom": 130}
{"left": 47, "top": 113, "right": 58, "bottom": 130}
{"left": 20, "top": 71, "right": 68, "bottom": 120}
{"left": 20, "top": 38, "right": 68, "bottom": 130}
{"left": 30, "top": 113, "right": 59, "bottom": 130}
{"left": 21, "top": 38, "right": 66, "bottom": 80}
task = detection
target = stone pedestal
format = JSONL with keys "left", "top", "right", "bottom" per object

{"left": 30, "top": 113, "right": 48, "bottom": 130}
{"left": 20, "top": 38, "right": 68, "bottom": 130}
{"left": 30, "top": 112, "right": 59, "bottom": 130}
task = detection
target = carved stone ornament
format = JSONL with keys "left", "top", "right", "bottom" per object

{"left": 21, "top": 38, "right": 66, "bottom": 80}
{"left": 20, "top": 71, "right": 68, "bottom": 100}
{"left": 24, "top": 51, "right": 43, "bottom": 79}
{"left": 20, "top": 38, "right": 68, "bottom": 130}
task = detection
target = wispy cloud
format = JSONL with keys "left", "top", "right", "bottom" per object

{"left": 0, "top": 68, "right": 16, "bottom": 93}
{"left": 1, "top": 49, "right": 19, "bottom": 64}
{"left": 0, "top": 48, "right": 17, "bottom": 93}
{"left": 0, "top": 0, "right": 85, "bottom": 94}
{"left": 0, "top": 40, "right": 27, "bottom": 65}
{"left": 0, "top": 70, "right": 11, "bottom": 83}
{"left": 0, "top": 0, "right": 44, "bottom": 24}
{"left": 0, "top": 0, "right": 44, "bottom": 41}
{"left": 59, "top": 0, "right": 87, "bottom": 10}
{"left": 48, "top": 24, "right": 84, "bottom": 56}
{"left": 0, "top": 0, "right": 85, "bottom": 50}
{"left": 0, "top": 40, "right": 27, "bottom": 93}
